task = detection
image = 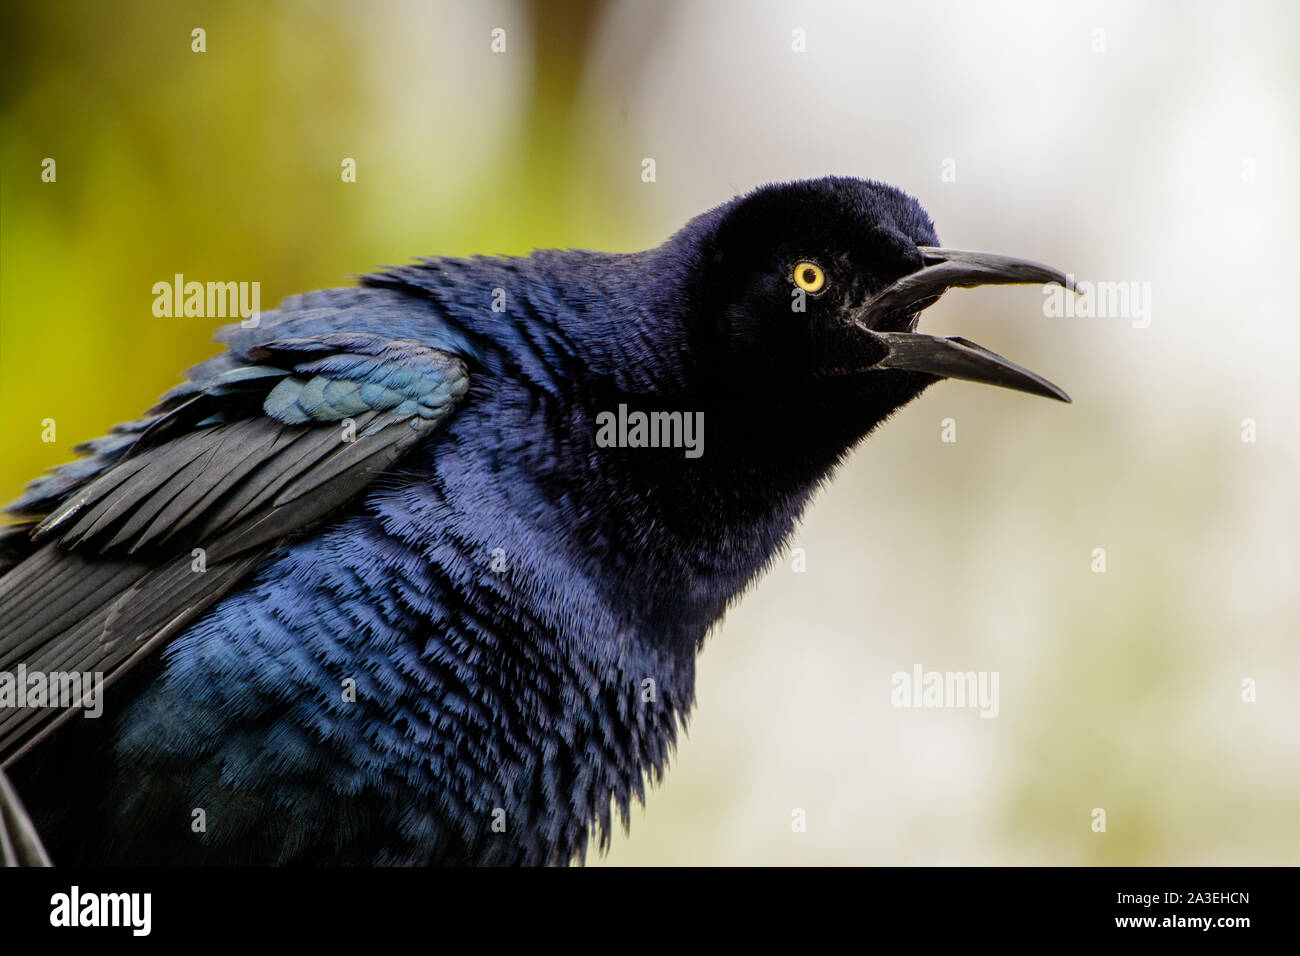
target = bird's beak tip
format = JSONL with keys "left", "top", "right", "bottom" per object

{"left": 870, "top": 331, "right": 1071, "bottom": 403}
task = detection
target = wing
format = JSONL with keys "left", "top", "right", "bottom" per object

{"left": 0, "top": 316, "right": 470, "bottom": 767}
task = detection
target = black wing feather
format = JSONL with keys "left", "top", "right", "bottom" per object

{"left": 0, "top": 323, "right": 469, "bottom": 769}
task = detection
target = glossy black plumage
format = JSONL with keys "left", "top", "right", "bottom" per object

{"left": 0, "top": 177, "right": 1070, "bottom": 864}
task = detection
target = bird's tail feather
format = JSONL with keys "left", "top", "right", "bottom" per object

{"left": 0, "top": 766, "right": 50, "bottom": 865}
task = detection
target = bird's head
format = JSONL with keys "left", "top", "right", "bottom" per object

{"left": 676, "top": 177, "right": 1072, "bottom": 453}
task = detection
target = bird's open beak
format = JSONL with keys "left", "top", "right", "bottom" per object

{"left": 855, "top": 247, "right": 1074, "bottom": 402}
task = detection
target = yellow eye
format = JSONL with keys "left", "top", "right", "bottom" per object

{"left": 793, "top": 261, "right": 825, "bottom": 293}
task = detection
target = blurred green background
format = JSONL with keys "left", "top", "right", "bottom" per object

{"left": 2, "top": 0, "right": 1296, "bottom": 864}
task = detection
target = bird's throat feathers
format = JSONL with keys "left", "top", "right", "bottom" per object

{"left": 367, "top": 240, "right": 925, "bottom": 657}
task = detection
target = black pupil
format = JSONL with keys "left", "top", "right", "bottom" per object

{"left": 802, "top": 268, "right": 816, "bottom": 284}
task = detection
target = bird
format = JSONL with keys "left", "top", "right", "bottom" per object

{"left": 0, "top": 176, "right": 1073, "bottom": 865}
